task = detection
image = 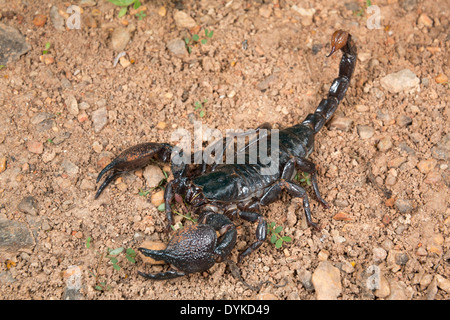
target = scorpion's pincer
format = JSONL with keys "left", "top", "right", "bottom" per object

{"left": 138, "top": 213, "right": 237, "bottom": 280}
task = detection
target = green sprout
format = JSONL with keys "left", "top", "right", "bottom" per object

{"left": 135, "top": 10, "right": 146, "bottom": 20}
{"left": 268, "top": 222, "right": 292, "bottom": 249}
{"left": 107, "top": 0, "right": 141, "bottom": 18}
{"left": 184, "top": 28, "right": 214, "bottom": 54}
{"left": 138, "top": 188, "right": 150, "bottom": 197}
{"left": 85, "top": 237, "right": 136, "bottom": 292}
{"left": 295, "top": 172, "right": 311, "bottom": 186}
{"left": 42, "top": 42, "right": 51, "bottom": 55}
{"left": 354, "top": 0, "right": 373, "bottom": 17}
{"left": 86, "top": 236, "right": 92, "bottom": 249}
{"left": 194, "top": 99, "right": 208, "bottom": 118}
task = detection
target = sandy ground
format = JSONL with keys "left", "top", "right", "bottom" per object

{"left": 0, "top": 0, "right": 448, "bottom": 300}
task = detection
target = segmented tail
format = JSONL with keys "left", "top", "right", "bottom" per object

{"left": 302, "top": 30, "right": 357, "bottom": 134}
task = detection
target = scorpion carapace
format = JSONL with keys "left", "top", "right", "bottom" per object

{"left": 95, "top": 30, "right": 357, "bottom": 280}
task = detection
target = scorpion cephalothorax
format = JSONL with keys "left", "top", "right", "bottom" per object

{"left": 95, "top": 30, "right": 357, "bottom": 280}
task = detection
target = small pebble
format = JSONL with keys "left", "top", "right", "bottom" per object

{"left": 143, "top": 165, "right": 165, "bottom": 189}
{"left": 388, "top": 157, "right": 406, "bottom": 168}
{"left": 380, "top": 69, "right": 420, "bottom": 93}
{"left": 297, "top": 268, "right": 313, "bottom": 290}
{"left": 396, "top": 114, "right": 412, "bottom": 127}
{"left": 92, "top": 107, "right": 108, "bottom": 133}
{"left": 355, "top": 104, "right": 369, "bottom": 112}
{"left": 138, "top": 240, "right": 167, "bottom": 265}
{"left": 18, "top": 196, "right": 39, "bottom": 215}
{"left": 416, "top": 159, "right": 437, "bottom": 174}
{"left": 311, "top": 261, "right": 342, "bottom": 300}
{"left": 435, "top": 73, "right": 448, "bottom": 84}
{"left": 65, "top": 95, "right": 79, "bottom": 116}
{"left": 27, "top": 141, "right": 44, "bottom": 154}
{"left": 111, "top": 27, "right": 131, "bottom": 52}
{"left": 374, "top": 276, "right": 391, "bottom": 298}
{"left": 377, "top": 137, "right": 392, "bottom": 152}
{"left": 0, "top": 157, "right": 6, "bottom": 173}
{"left": 259, "top": 5, "right": 272, "bottom": 18}
{"left": 50, "top": 6, "right": 65, "bottom": 31}
{"left": 329, "top": 117, "right": 353, "bottom": 131}
{"left": 119, "top": 56, "right": 131, "bottom": 68}
{"left": 436, "top": 275, "right": 450, "bottom": 293}
{"left": 357, "top": 125, "right": 374, "bottom": 139}
{"left": 156, "top": 122, "right": 167, "bottom": 130}
{"left": 61, "top": 159, "right": 79, "bottom": 176}
{"left": 372, "top": 247, "right": 387, "bottom": 263}
{"left": 167, "top": 38, "right": 187, "bottom": 58}
{"left": 173, "top": 11, "right": 197, "bottom": 29}
{"left": 395, "top": 252, "right": 409, "bottom": 265}
{"left": 256, "top": 292, "right": 278, "bottom": 300}
{"left": 332, "top": 212, "right": 352, "bottom": 221}
{"left": 33, "top": 14, "right": 47, "bottom": 27}
{"left": 417, "top": 13, "right": 433, "bottom": 28}
{"left": 395, "top": 199, "right": 414, "bottom": 213}
{"left": 158, "top": 6, "right": 167, "bottom": 17}
{"left": 151, "top": 190, "right": 165, "bottom": 207}
{"left": 92, "top": 141, "right": 103, "bottom": 153}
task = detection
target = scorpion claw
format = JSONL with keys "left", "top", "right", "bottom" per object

{"left": 137, "top": 270, "right": 186, "bottom": 280}
{"left": 95, "top": 142, "right": 173, "bottom": 199}
{"left": 138, "top": 213, "right": 237, "bottom": 280}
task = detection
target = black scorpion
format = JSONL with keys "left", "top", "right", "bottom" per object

{"left": 95, "top": 30, "right": 357, "bottom": 280}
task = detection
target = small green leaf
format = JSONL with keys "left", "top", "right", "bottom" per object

{"left": 199, "top": 110, "right": 205, "bottom": 118}
{"left": 274, "top": 226, "right": 283, "bottom": 234}
{"left": 118, "top": 7, "right": 128, "bottom": 18}
{"left": 95, "top": 285, "right": 103, "bottom": 291}
{"left": 270, "top": 234, "right": 277, "bottom": 244}
{"left": 192, "top": 34, "right": 199, "bottom": 41}
{"left": 201, "top": 39, "right": 207, "bottom": 45}
{"left": 126, "top": 248, "right": 136, "bottom": 257}
{"left": 86, "top": 236, "right": 92, "bottom": 249}
{"left": 108, "top": 247, "right": 124, "bottom": 255}
{"left": 204, "top": 29, "right": 209, "bottom": 36}
{"left": 282, "top": 236, "right": 292, "bottom": 243}
{"left": 184, "top": 37, "right": 190, "bottom": 45}
{"left": 133, "top": 0, "right": 141, "bottom": 9}
{"left": 207, "top": 30, "right": 214, "bottom": 38}
{"left": 109, "top": 257, "right": 118, "bottom": 264}
{"left": 157, "top": 203, "right": 165, "bottom": 211}
{"left": 112, "top": 263, "right": 121, "bottom": 271}
{"left": 126, "top": 256, "right": 136, "bottom": 263}
{"left": 269, "top": 222, "right": 276, "bottom": 228}
{"left": 108, "top": 0, "right": 135, "bottom": 6}
{"left": 275, "top": 239, "right": 283, "bottom": 249}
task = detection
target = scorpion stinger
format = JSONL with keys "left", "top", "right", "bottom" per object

{"left": 95, "top": 30, "right": 357, "bottom": 280}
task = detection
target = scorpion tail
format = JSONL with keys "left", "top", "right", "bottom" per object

{"left": 303, "top": 30, "right": 357, "bottom": 134}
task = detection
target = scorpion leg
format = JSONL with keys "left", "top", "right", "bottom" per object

{"left": 95, "top": 142, "right": 173, "bottom": 199}
{"left": 260, "top": 171, "right": 319, "bottom": 229}
{"left": 237, "top": 213, "right": 268, "bottom": 263}
{"left": 283, "top": 181, "right": 319, "bottom": 229}
{"left": 283, "top": 157, "right": 329, "bottom": 209}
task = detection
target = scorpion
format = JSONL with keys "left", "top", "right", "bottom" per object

{"left": 95, "top": 30, "right": 357, "bottom": 280}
